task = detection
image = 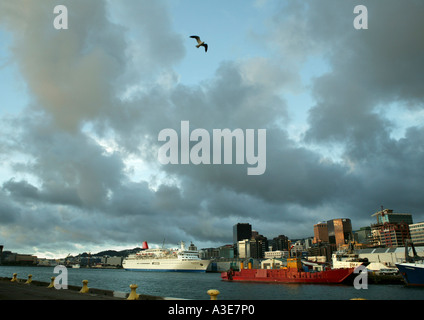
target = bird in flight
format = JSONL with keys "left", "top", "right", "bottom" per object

{"left": 190, "top": 35, "right": 208, "bottom": 52}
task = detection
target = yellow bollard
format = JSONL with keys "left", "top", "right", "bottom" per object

{"left": 47, "top": 277, "right": 55, "bottom": 288}
{"left": 11, "top": 273, "right": 18, "bottom": 282}
{"left": 25, "top": 274, "right": 32, "bottom": 285}
{"left": 207, "top": 289, "right": 220, "bottom": 300}
{"left": 80, "top": 280, "right": 89, "bottom": 293}
{"left": 127, "top": 284, "right": 140, "bottom": 300}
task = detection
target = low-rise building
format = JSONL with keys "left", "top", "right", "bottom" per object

{"left": 264, "top": 250, "right": 288, "bottom": 259}
{"left": 261, "top": 259, "right": 284, "bottom": 269}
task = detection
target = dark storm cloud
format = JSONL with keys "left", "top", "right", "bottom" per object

{"left": 275, "top": 0, "right": 424, "bottom": 223}
{"left": 272, "top": 0, "right": 424, "bottom": 148}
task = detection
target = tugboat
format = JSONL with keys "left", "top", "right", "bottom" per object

{"left": 396, "top": 240, "right": 424, "bottom": 286}
{"left": 221, "top": 257, "right": 360, "bottom": 284}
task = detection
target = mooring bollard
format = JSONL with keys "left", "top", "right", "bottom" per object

{"left": 10, "top": 273, "right": 18, "bottom": 282}
{"left": 47, "top": 277, "right": 55, "bottom": 288}
{"left": 25, "top": 274, "right": 32, "bottom": 285}
{"left": 127, "top": 284, "right": 140, "bottom": 300}
{"left": 80, "top": 280, "right": 89, "bottom": 293}
{"left": 207, "top": 289, "right": 220, "bottom": 300}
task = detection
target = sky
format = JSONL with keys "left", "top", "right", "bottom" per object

{"left": 0, "top": 0, "right": 424, "bottom": 259}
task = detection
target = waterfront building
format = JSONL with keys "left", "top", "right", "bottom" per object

{"left": 200, "top": 247, "right": 220, "bottom": 259}
{"left": 357, "top": 246, "right": 424, "bottom": 267}
{"left": 409, "top": 222, "right": 424, "bottom": 246}
{"left": 218, "top": 245, "right": 234, "bottom": 258}
{"left": 1, "top": 251, "right": 37, "bottom": 265}
{"left": 313, "top": 222, "right": 329, "bottom": 244}
{"left": 201, "top": 245, "right": 235, "bottom": 259}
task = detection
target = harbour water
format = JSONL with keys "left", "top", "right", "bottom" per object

{"left": 1, "top": 265, "right": 424, "bottom": 300}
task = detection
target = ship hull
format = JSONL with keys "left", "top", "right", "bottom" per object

{"left": 221, "top": 267, "right": 356, "bottom": 284}
{"left": 395, "top": 263, "right": 424, "bottom": 286}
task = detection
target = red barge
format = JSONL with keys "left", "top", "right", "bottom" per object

{"left": 221, "top": 258, "right": 359, "bottom": 284}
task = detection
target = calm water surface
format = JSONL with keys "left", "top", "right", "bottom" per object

{"left": 1, "top": 265, "right": 424, "bottom": 300}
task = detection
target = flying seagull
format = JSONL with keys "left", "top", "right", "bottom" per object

{"left": 190, "top": 35, "right": 208, "bottom": 52}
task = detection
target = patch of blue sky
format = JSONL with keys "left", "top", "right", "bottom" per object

{"left": 170, "top": 0, "right": 277, "bottom": 86}
{"left": 285, "top": 54, "right": 332, "bottom": 136}
{"left": 375, "top": 101, "right": 424, "bottom": 141}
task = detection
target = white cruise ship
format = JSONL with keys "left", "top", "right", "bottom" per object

{"left": 122, "top": 241, "right": 210, "bottom": 272}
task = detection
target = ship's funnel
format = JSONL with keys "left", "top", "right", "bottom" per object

{"left": 142, "top": 241, "right": 149, "bottom": 249}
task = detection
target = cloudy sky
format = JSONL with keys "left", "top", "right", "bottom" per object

{"left": 0, "top": 0, "right": 423, "bottom": 258}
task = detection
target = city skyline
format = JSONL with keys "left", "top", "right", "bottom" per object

{"left": 1, "top": 1, "right": 424, "bottom": 259}
{"left": 2, "top": 209, "right": 418, "bottom": 259}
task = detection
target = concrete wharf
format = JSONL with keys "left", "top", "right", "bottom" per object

{"left": 0, "top": 276, "right": 165, "bottom": 300}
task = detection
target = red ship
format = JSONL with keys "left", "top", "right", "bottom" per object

{"left": 221, "top": 258, "right": 359, "bottom": 284}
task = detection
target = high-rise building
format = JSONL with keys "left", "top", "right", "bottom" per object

{"left": 354, "top": 226, "right": 372, "bottom": 245}
{"left": 378, "top": 222, "right": 410, "bottom": 247}
{"left": 250, "top": 234, "right": 268, "bottom": 259}
{"left": 271, "top": 235, "right": 289, "bottom": 251}
{"left": 371, "top": 208, "right": 413, "bottom": 247}
{"left": 233, "top": 223, "right": 252, "bottom": 244}
{"left": 371, "top": 208, "right": 413, "bottom": 225}
{"left": 313, "top": 222, "right": 329, "bottom": 244}
{"left": 327, "top": 218, "right": 353, "bottom": 248}
{"left": 237, "top": 239, "right": 251, "bottom": 259}
{"left": 233, "top": 223, "right": 252, "bottom": 257}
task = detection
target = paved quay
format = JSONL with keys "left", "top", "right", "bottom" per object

{"left": 0, "top": 277, "right": 164, "bottom": 300}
